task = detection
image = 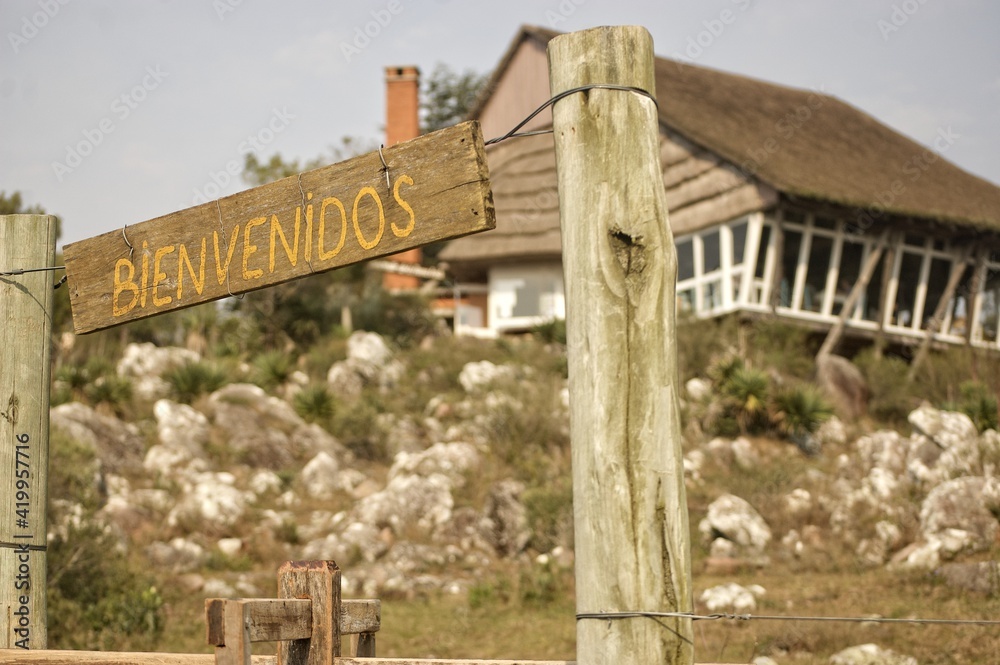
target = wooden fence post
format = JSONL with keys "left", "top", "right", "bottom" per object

{"left": 0, "top": 214, "right": 57, "bottom": 649}
{"left": 548, "top": 26, "right": 693, "bottom": 665}
{"left": 277, "top": 560, "right": 340, "bottom": 665}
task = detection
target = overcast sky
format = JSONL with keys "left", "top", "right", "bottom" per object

{"left": 2, "top": 0, "right": 998, "bottom": 247}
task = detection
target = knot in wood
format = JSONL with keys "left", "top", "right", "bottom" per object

{"left": 609, "top": 226, "right": 646, "bottom": 277}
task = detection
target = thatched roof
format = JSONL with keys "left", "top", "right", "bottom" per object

{"left": 442, "top": 26, "right": 1000, "bottom": 272}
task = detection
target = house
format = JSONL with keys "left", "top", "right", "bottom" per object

{"left": 440, "top": 26, "right": 1000, "bottom": 353}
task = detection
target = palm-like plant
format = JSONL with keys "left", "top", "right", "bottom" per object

{"left": 771, "top": 384, "right": 834, "bottom": 453}
{"left": 721, "top": 366, "right": 770, "bottom": 434}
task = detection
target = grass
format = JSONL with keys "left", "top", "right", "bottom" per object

{"left": 41, "top": 313, "right": 1000, "bottom": 661}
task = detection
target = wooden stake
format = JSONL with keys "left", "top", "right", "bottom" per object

{"left": 548, "top": 26, "right": 693, "bottom": 665}
{"left": 1, "top": 214, "right": 57, "bottom": 649}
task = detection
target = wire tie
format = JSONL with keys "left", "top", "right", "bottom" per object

{"left": 122, "top": 224, "right": 134, "bottom": 260}
{"left": 216, "top": 200, "right": 241, "bottom": 299}
{"left": 54, "top": 274, "right": 67, "bottom": 290}
{"left": 378, "top": 144, "right": 390, "bottom": 194}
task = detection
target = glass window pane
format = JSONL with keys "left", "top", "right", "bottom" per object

{"left": 948, "top": 268, "right": 974, "bottom": 337}
{"left": 784, "top": 209, "right": 805, "bottom": 225}
{"left": 862, "top": 254, "right": 885, "bottom": 322}
{"left": 979, "top": 267, "right": 1000, "bottom": 342}
{"left": 755, "top": 225, "right": 772, "bottom": 279}
{"left": 920, "top": 257, "right": 954, "bottom": 329}
{"left": 835, "top": 240, "right": 864, "bottom": 316}
{"left": 780, "top": 230, "right": 803, "bottom": 308}
{"left": 731, "top": 221, "right": 747, "bottom": 265}
{"left": 814, "top": 216, "right": 836, "bottom": 230}
{"left": 678, "top": 288, "right": 695, "bottom": 314}
{"left": 703, "top": 230, "right": 721, "bottom": 273}
{"left": 703, "top": 280, "right": 722, "bottom": 310}
{"left": 803, "top": 235, "right": 833, "bottom": 312}
{"left": 893, "top": 252, "right": 923, "bottom": 327}
{"left": 676, "top": 238, "right": 694, "bottom": 281}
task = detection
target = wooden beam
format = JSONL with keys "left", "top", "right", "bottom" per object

{"left": 549, "top": 26, "right": 693, "bottom": 665}
{"left": 206, "top": 599, "right": 313, "bottom": 646}
{"left": 817, "top": 229, "right": 889, "bottom": 358}
{"left": 908, "top": 247, "right": 972, "bottom": 380}
{"left": 0, "top": 651, "right": 276, "bottom": 664}
{"left": 1, "top": 214, "right": 57, "bottom": 649}
{"left": 63, "top": 121, "right": 495, "bottom": 334}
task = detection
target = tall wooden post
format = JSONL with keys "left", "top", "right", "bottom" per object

{"left": 0, "top": 214, "right": 57, "bottom": 649}
{"left": 549, "top": 27, "right": 693, "bottom": 665}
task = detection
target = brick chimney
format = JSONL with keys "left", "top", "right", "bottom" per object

{"left": 383, "top": 65, "right": 422, "bottom": 291}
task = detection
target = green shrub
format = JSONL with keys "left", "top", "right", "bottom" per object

{"left": 854, "top": 349, "right": 917, "bottom": 426}
{"left": 951, "top": 381, "right": 998, "bottom": 433}
{"left": 47, "top": 521, "right": 164, "bottom": 650}
{"left": 252, "top": 350, "right": 294, "bottom": 390}
{"left": 164, "top": 361, "right": 228, "bottom": 404}
{"left": 354, "top": 289, "right": 438, "bottom": 347}
{"left": 721, "top": 366, "right": 771, "bottom": 434}
{"left": 294, "top": 384, "right": 336, "bottom": 424}
{"left": 330, "top": 397, "right": 387, "bottom": 462}
{"left": 771, "top": 383, "right": 834, "bottom": 453}
{"left": 532, "top": 318, "right": 567, "bottom": 345}
{"left": 84, "top": 375, "right": 133, "bottom": 414}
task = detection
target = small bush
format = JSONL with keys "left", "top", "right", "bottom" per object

{"left": 294, "top": 384, "right": 336, "bottom": 424}
{"left": 164, "top": 361, "right": 228, "bottom": 404}
{"left": 84, "top": 375, "right": 133, "bottom": 415}
{"left": 952, "top": 381, "right": 998, "bottom": 433}
{"left": 252, "top": 350, "right": 294, "bottom": 390}
{"left": 531, "top": 318, "right": 566, "bottom": 345}
{"left": 771, "top": 384, "right": 834, "bottom": 453}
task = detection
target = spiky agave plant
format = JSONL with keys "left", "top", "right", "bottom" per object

{"left": 721, "top": 366, "right": 771, "bottom": 435}
{"left": 770, "top": 384, "right": 834, "bottom": 454}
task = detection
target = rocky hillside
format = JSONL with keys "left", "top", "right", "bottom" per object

{"left": 46, "top": 330, "right": 1000, "bottom": 663}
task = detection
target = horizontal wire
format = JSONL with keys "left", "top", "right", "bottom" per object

{"left": 485, "top": 83, "right": 658, "bottom": 147}
{"left": 577, "top": 611, "right": 1000, "bottom": 627}
{"left": 0, "top": 265, "right": 66, "bottom": 276}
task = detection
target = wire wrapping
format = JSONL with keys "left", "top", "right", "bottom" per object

{"left": 576, "top": 610, "right": 1000, "bottom": 627}
{"left": 484, "top": 83, "right": 659, "bottom": 146}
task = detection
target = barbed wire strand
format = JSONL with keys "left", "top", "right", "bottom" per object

{"left": 485, "top": 83, "right": 658, "bottom": 147}
{"left": 576, "top": 611, "right": 1000, "bottom": 627}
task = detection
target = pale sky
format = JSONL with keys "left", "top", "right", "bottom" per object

{"left": 2, "top": 0, "right": 998, "bottom": 247}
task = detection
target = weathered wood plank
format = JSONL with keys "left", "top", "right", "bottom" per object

{"left": 549, "top": 26, "right": 693, "bottom": 665}
{"left": 1, "top": 214, "right": 57, "bottom": 649}
{"left": 63, "top": 121, "right": 495, "bottom": 334}
{"left": 340, "top": 599, "right": 380, "bottom": 635}
{"left": 206, "top": 598, "right": 313, "bottom": 646}
{"left": 0, "top": 651, "right": 276, "bottom": 664}
{"left": 335, "top": 660, "right": 574, "bottom": 665}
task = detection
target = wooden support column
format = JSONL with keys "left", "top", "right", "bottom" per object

{"left": 1, "top": 214, "right": 57, "bottom": 650}
{"left": 817, "top": 229, "right": 889, "bottom": 358}
{"left": 908, "top": 248, "right": 972, "bottom": 381}
{"left": 873, "top": 232, "right": 899, "bottom": 359}
{"left": 548, "top": 26, "right": 693, "bottom": 665}
{"left": 768, "top": 209, "right": 785, "bottom": 312}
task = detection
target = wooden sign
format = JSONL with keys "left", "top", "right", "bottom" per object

{"left": 63, "top": 121, "right": 495, "bottom": 334}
